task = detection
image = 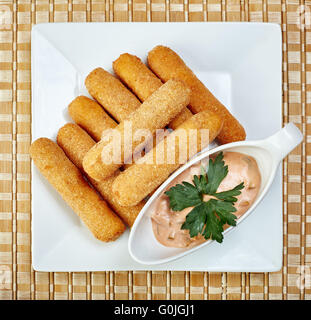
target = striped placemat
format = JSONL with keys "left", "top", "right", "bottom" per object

{"left": 0, "top": 0, "right": 309, "bottom": 300}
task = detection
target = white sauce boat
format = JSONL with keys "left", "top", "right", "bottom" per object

{"left": 128, "top": 123, "right": 303, "bottom": 265}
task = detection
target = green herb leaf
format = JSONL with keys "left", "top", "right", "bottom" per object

{"left": 202, "top": 201, "right": 224, "bottom": 243}
{"left": 181, "top": 201, "right": 225, "bottom": 243}
{"left": 181, "top": 203, "right": 207, "bottom": 238}
{"left": 205, "top": 152, "right": 228, "bottom": 194}
{"left": 165, "top": 182, "right": 202, "bottom": 211}
{"left": 193, "top": 174, "right": 208, "bottom": 195}
{"left": 213, "top": 182, "right": 245, "bottom": 202}
{"left": 209, "top": 199, "right": 238, "bottom": 226}
{"left": 165, "top": 152, "right": 245, "bottom": 244}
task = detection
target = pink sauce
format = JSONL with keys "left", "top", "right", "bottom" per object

{"left": 151, "top": 152, "right": 261, "bottom": 248}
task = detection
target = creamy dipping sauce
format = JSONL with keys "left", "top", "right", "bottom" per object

{"left": 151, "top": 152, "right": 261, "bottom": 248}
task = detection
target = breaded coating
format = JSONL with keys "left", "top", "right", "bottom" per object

{"left": 57, "top": 123, "right": 96, "bottom": 171}
{"left": 83, "top": 79, "right": 191, "bottom": 181}
{"left": 85, "top": 67, "right": 141, "bottom": 122}
{"left": 113, "top": 53, "right": 162, "bottom": 102}
{"left": 112, "top": 110, "right": 223, "bottom": 207}
{"left": 30, "top": 138, "right": 125, "bottom": 241}
{"left": 68, "top": 95, "right": 117, "bottom": 141}
{"left": 57, "top": 123, "right": 144, "bottom": 227}
{"left": 147, "top": 45, "right": 246, "bottom": 144}
{"left": 169, "top": 108, "right": 193, "bottom": 129}
{"left": 113, "top": 53, "right": 193, "bottom": 130}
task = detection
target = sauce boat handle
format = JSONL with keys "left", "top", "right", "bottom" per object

{"left": 260, "top": 122, "right": 303, "bottom": 163}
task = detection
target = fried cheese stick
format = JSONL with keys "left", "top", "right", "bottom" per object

{"left": 112, "top": 110, "right": 223, "bottom": 206}
{"left": 147, "top": 45, "right": 246, "bottom": 144}
{"left": 113, "top": 53, "right": 192, "bottom": 129}
{"left": 68, "top": 95, "right": 117, "bottom": 141}
{"left": 85, "top": 67, "right": 141, "bottom": 122}
{"left": 57, "top": 123, "right": 144, "bottom": 227}
{"left": 83, "top": 79, "right": 191, "bottom": 181}
{"left": 68, "top": 95, "right": 148, "bottom": 165}
{"left": 30, "top": 138, "right": 125, "bottom": 241}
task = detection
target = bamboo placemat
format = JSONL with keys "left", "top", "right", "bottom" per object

{"left": 0, "top": 0, "right": 309, "bottom": 300}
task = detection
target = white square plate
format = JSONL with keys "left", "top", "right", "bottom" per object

{"left": 32, "top": 22, "right": 282, "bottom": 272}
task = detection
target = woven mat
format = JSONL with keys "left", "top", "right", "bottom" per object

{"left": 0, "top": 0, "right": 309, "bottom": 300}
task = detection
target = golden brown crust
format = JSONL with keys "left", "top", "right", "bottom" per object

{"left": 57, "top": 124, "right": 144, "bottom": 227}
{"left": 68, "top": 96, "right": 117, "bottom": 141}
{"left": 82, "top": 79, "right": 191, "bottom": 181}
{"left": 30, "top": 138, "right": 125, "bottom": 241}
{"left": 112, "top": 110, "right": 223, "bottom": 206}
{"left": 168, "top": 108, "right": 193, "bottom": 129}
{"left": 85, "top": 67, "right": 141, "bottom": 122}
{"left": 57, "top": 123, "right": 96, "bottom": 171}
{"left": 147, "top": 45, "right": 246, "bottom": 144}
{"left": 113, "top": 53, "right": 162, "bottom": 102}
{"left": 113, "top": 53, "right": 193, "bottom": 130}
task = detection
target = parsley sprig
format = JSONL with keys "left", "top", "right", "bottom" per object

{"left": 165, "top": 152, "right": 244, "bottom": 243}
